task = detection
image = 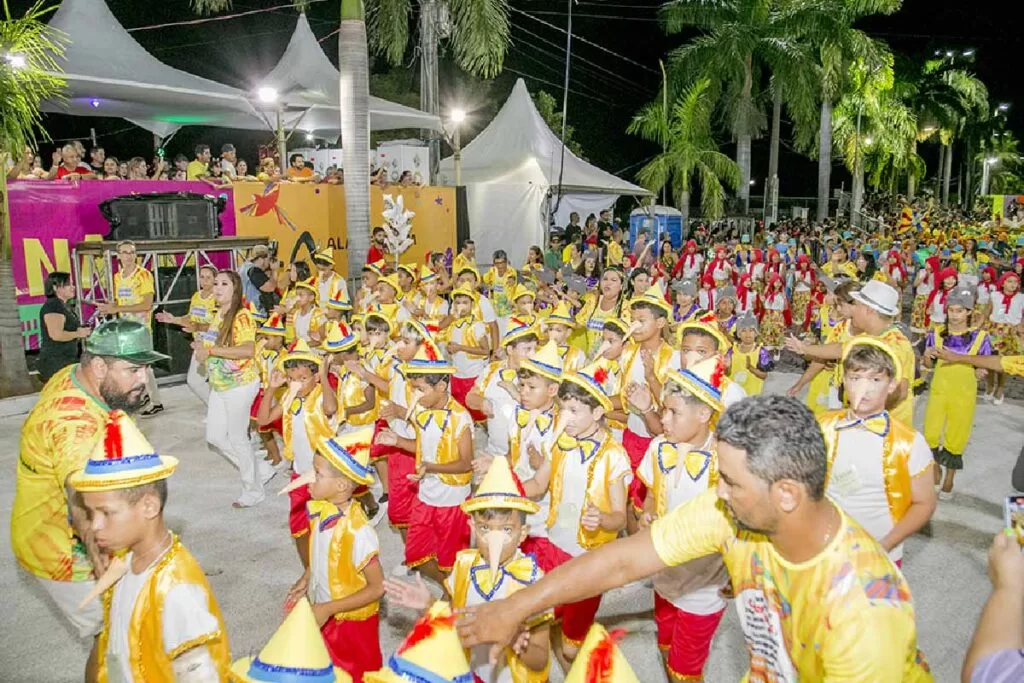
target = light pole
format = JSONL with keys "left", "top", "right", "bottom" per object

{"left": 257, "top": 87, "right": 286, "bottom": 173}
{"left": 981, "top": 157, "right": 997, "bottom": 196}
{"left": 450, "top": 108, "right": 466, "bottom": 187}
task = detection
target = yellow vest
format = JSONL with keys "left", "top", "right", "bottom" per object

{"left": 618, "top": 341, "right": 675, "bottom": 407}
{"left": 449, "top": 550, "right": 549, "bottom": 683}
{"left": 546, "top": 431, "right": 624, "bottom": 550}
{"left": 337, "top": 368, "right": 374, "bottom": 426}
{"left": 97, "top": 537, "right": 231, "bottom": 683}
{"left": 284, "top": 306, "right": 326, "bottom": 344}
{"left": 308, "top": 501, "right": 379, "bottom": 621}
{"left": 729, "top": 344, "right": 767, "bottom": 396}
{"left": 819, "top": 410, "right": 916, "bottom": 521}
{"left": 414, "top": 399, "right": 473, "bottom": 487}
{"left": 647, "top": 440, "right": 718, "bottom": 518}
{"left": 508, "top": 404, "right": 557, "bottom": 470}
{"left": 282, "top": 384, "right": 337, "bottom": 463}
{"left": 932, "top": 328, "right": 989, "bottom": 391}
{"left": 558, "top": 344, "right": 587, "bottom": 374}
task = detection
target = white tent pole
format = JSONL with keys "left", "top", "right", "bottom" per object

{"left": 277, "top": 110, "right": 287, "bottom": 174}
{"left": 552, "top": 0, "right": 573, "bottom": 217}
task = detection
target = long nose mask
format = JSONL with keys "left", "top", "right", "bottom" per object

{"left": 279, "top": 469, "right": 316, "bottom": 496}
{"left": 483, "top": 530, "right": 508, "bottom": 576}
{"left": 78, "top": 555, "right": 129, "bottom": 609}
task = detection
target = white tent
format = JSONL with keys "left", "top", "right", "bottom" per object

{"left": 437, "top": 79, "right": 650, "bottom": 265}
{"left": 42, "top": 0, "right": 262, "bottom": 138}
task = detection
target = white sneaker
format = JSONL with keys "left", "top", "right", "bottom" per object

{"left": 994, "top": 396, "right": 1005, "bottom": 406}
{"left": 368, "top": 501, "right": 388, "bottom": 527}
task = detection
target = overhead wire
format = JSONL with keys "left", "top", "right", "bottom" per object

{"left": 512, "top": 31, "right": 649, "bottom": 100}
{"left": 525, "top": 10, "right": 661, "bottom": 23}
{"left": 127, "top": 0, "right": 328, "bottom": 32}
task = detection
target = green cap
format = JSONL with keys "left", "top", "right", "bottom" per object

{"left": 84, "top": 320, "right": 169, "bottom": 364}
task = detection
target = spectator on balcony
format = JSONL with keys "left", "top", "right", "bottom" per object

{"left": 37, "top": 272, "right": 92, "bottom": 383}
{"left": 48, "top": 145, "right": 96, "bottom": 181}
{"left": 101, "top": 157, "right": 121, "bottom": 180}
{"left": 220, "top": 143, "right": 238, "bottom": 179}
{"left": 88, "top": 147, "right": 104, "bottom": 173}
{"left": 286, "top": 153, "right": 315, "bottom": 182}
{"left": 187, "top": 144, "right": 211, "bottom": 180}
{"left": 235, "top": 159, "right": 255, "bottom": 180}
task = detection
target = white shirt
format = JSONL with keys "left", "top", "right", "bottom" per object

{"left": 308, "top": 509, "right": 379, "bottom": 604}
{"left": 989, "top": 291, "right": 1024, "bottom": 325}
{"left": 825, "top": 418, "right": 932, "bottom": 561}
{"left": 681, "top": 254, "right": 704, "bottom": 280}
{"left": 505, "top": 405, "right": 557, "bottom": 539}
{"left": 107, "top": 549, "right": 219, "bottom": 683}
{"left": 698, "top": 289, "right": 714, "bottom": 311}
{"left": 220, "top": 158, "right": 236, "bottom": 179}
{"left": 977, "top": 282, "right": 996, "bottom": 305}
{"left": 928, "top": 295, "right": 947, "bottom": 324}
{"left": 637, "top": 436, "right": 727, "bottom": 615}
{"left": 477, "top": 366, "right": 517, "bottom": 456}
{"left": 416, "top": 405, "right": 472, "bottom": 507}
{"left": 293, "top": 307, "right": 314, "bottom": 341}
{"left": 385, "top": 360, "right": 416, "bottom": 439}
{"left": 291, "top": 402, "right": 315, "bottom": 476}
{"left": 478, "top": 296, "right": 498, "bottom": 324}
{"left": 547, "top": 433, "right": 632, "bottom": 557}
{"left": 449, "top": 320, "right": 489, "bottom": 379}
{"left": 625, "top": 349, "right": 680, "bottom": 437}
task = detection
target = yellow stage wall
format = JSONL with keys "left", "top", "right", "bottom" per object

{"left": 232, "top": 182, "right": 457, "bottom": 278}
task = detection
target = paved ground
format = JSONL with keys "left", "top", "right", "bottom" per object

{"left": 1, "top": 374, "right": 1020, "bottom": 682}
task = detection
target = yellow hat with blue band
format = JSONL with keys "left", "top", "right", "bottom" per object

{"left": 542, "top": 301, "right": 577, "bottom": 329}
{"left": 561, "top": 361, "right": 614, "bottom": 412}
{"left": 321, "top": 320, "right": 359, "bottom": 353}
{"left": 461, "top": 455, "right": 539, "bottom": 515}
{"left": 665, "top": 356, "right": 726, "bottom": 414}
{"left": 363, "top": 259, "right": 386, "bottom": 277}
{"left": 629, "top": 283, "right": 672, "bottom": 315}
{"left": 259, "top": 312, "right": 287, "bottom": 337}
{"left": 69, "top": 410, "right": 178, "bottom": 492}
{"left": 282, "top": 338, "right": 322, "bottom": 367}
{"left": 401, "top": 339, "right": 454, "bottom": 375}
{"left": 364, "top": 603, "right": 471, "bottom": 683}
{"left": 502, "top": 317, "right": 537, "bottom": 347}
{"left": 316, "top": 426, "right": 376, "bottom": 486}
{"left": 520, "top": 339, "right": 564, "bottom": 382}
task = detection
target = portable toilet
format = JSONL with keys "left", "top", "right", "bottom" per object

{"left": 630, "top": 205, "right": 683, "bottom": 250}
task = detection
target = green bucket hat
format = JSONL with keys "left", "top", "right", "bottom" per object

{"left": 84, "top": 320, "right": 170, "bottom": 364}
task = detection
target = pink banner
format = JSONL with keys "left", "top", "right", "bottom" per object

{"left": 7, "top": 179, "right": 236, "bottom": 349}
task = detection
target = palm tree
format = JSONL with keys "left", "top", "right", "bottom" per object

{"left": 627, "top": 78, "right": 741, "bottom": 222}
{"left": 0, "top": 1, "right": 65, "bottom": 397}
{"left": 659, "top": 0, "right": 802, "bottom": 215}
{"left": 366, "top": 0, "right": 510, "bottom": 175}
{"left": 779, "top": 0, "right": 901, "bottom": 222}
{"left": 975, "top": 131, "right": 1023, "bottom": 196}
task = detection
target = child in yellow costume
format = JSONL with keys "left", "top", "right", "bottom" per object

{"left": 820, "top": 338, "right": 937, "bottom": 568}
{"left": 563, "top": 624, "right": 641, "bottom": 683}
{"left": 922, "top": 288, "right": 993, "bottom": 497}
{"left": 788, "top": 279, "right": 858, "bottom": 415}
{"left": 364, "top": 602, "right": 473, "bottom": 683}
{"left": 594, "top": 318, "right": 630, "bottom": 443}
{"left": 355, "top": 260, "right": 385, "bottom": 314}
{"left": 72, "top": 411, "right": 231, "bottom": 683}
{"left": 281, "top": 427, "right": 384, "bottom": 680}
{"left": 252, "top": 312, "right": 288, "bottom": 466}
{"left": 386, "top": 456, "right": 552, "bottom": 682}
{"left": 727, "top": 311, "right": 774, "bottom": 396}
{"left": 405, "top": 265, "right": 450, "bottom": 321}
{"left": 286, "top": 277, "right": 327, "bottom": 345}
{"left": 230, "top": 598, "right": 352, "bottom": 682}
{"left": 541, "top": 301, "right": 587, "bottom": 373}
{"left": 322, "top": 320, "right": 377, "bottom": 433}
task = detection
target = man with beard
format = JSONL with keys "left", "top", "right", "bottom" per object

{"left": 10, "top": 320, "right": 167, "bottom": 683}
{"left": 367, "top": 226, "right": 389, "bottom": 264}
{"left": 457, "top": 395, "right": 934, "bottom": 681}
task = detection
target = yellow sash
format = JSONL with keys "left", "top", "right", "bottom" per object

{"left": 282, "top": 384, "right": 337, "bottom": 463}
{"left": 338, "top": 369, "right": 374, "bottom": 426}
{"left": 820, "top": 410, "right": 916, "bottom": 521}
{"left": 414, "top": 400, "right": 472, "bottom": 486}
{"left": 648, "top": 440, "right": 718, "bottom": 518}
{"left": 96, "top": 537, "right": 231, "bottom": 683}
{"left": 508, "top": 404, "right": 557, "bottom": 469}
{"left": 546, "top": 431, "right": 621, "bottom": 550}
{"left": 306, "top": 500, "right": 379, "bottom": 621}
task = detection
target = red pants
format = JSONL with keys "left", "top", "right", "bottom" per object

{"left": 321, "top": 614, "right": 382, "bottom": 682}
{"left": 451, "top": 375, "right": 486, "bottom": 422}
{"left": 405, "top": 497, "right": 470, "bottom": 571}
{"left": 623, "top": 428, "right": 653, "bottom": 512}
{"left": 250, "top": 388, "right": 282, "bottom": 434}
{"left": 529, "top": 537, "right": 602, "bottom": 646}
{"left": 288, "top": 470, "right": 312, "bottom": 538}
{"left": 654, "top": 594, "right": 725, "bottom": 681}
{"left": 372, "top": 420, "right": 416, "bottom": 528}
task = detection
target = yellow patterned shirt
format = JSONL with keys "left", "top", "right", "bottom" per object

{"left": 651, "top": 491, "right": 932, "bottom": 682}
{"left": 11, "top": 365, "right": 110, "bottom": 581}
{"left": 1002, "top": 355, "right": 1024, "bottom": 376}
{"left": 206, "top": 309, "right": 260, "bottom": 392}
{"left": 187, "top": 291, "right": 217, "bottom": 327}
{"left": 113, "top": 265, "right": 155, "bottom": 329}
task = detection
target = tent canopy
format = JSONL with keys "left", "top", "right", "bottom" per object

{"left": 438, "top": 79, "right": 651, "bottom": 196}
{"left": 41, "top": 0, "right": 440, "bottom": 138}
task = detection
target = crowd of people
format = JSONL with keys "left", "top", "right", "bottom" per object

{"left": 5, "top": 139, "right": 425, "bottom": 189}
{"left": 10, "top": 193, "right": 1024, "bottom": 682}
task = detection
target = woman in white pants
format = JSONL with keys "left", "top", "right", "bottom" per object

{"left": 193, "top": 270, "right": 273, "bottom": 507}
{"left": 156, "top": 264, "right": 218, "bottom": 404}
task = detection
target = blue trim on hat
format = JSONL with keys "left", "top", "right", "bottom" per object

{"left": 522, "top": 359, "right": 562, "bottom": 378}
{"left": 247, "top": 656, "right": 335, "bottom": 682}
{"left": 83, "top": 453, "right": 162, "bottom": 475}
{"left": 405, "top": 358, "right": 454, "bottom": 371}
{"left": 386, "top": 655, "right": 475, "bottom": 683}
{"left": 323, "top": 439, "right": 373, "bottom": 479}
{"left": 573, "top": 371, "right": 609, "bottom": 399}
{"left": 323, "top": 335, "right": 358, "bottom": 352}
{"left": 327, "top": 299, "right": 353, "bottom": 311}
{"left": 680, "top": 369, "right": 723, "bottom": 404}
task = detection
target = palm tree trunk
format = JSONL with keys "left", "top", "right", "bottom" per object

{"left": 816, "top": 99, "right": 833, "bottom": 222}
{"left": 851, "top": 161, "right": 864, "bottom": 230}
{"left": 339, "top": 0, "right": 371, "bottom": 281}
{"left": 942, "top": 142, "right": 953, "bottom": 206}
{"left": 767, "top": 83, "right": 782, "bottom": 225}
{"left": 736, "top": 55, "right": 753, "bottom": 215}
{"left": 0, "top": 167, "right": 34, "bottom": 397}
{"left": 907, "top": 140, "right": 917, "bottom": 200}
{"left": 964, "top": 138, "right": 974, "bottom": 207}
{"left": 420, "top": 0, "right": 441, "bottom": 181}
{"left": 679, "top": 189, "right": 690, "bottom": 228}
{"left": 936, "top": 144, "right": 945, "bottom": 197}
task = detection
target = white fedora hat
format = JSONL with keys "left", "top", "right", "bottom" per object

{"left": 851, "top": 280, "right": 900, "bottom": 317}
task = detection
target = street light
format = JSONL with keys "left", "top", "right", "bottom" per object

{"left": 864, "top": 136, "right": 874, "bottom": 146}
{"left": 257, "top": 86, "right": 278, "bottom": 103}
{"left": 5, "top": 53, "right": 25, "bottom": 68}
{"left": 306, "top": 132, "right": 314, "bottom": 142}
{"left": 998, "top": 103, "right": 1010, "bottom": 112}
{"left": 450, "top": 107, "right": 467, "bottom": 186}
{"left": 963, "top": 49, "right": 975, "bottom": 57}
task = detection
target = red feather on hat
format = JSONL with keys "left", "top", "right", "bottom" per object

{"left": 585, "top": 629, "right": 626, "bottom": 683}
{"left": 593, "top": 366, "right": 608, "bottom": 386}
{"left": 510, "top": 469, "right": 529, "bottom": 497}
{"left": 709, "top": 357, "right": 726, "bottom": 390}
{"left": 424, "top": 341, "right": 439, "bottom": 361}
{"left": 398, "top": 611, "right": 456, "bottom": 654}
{"left": 104, "top": 412, "right": 124, "bottom": 460}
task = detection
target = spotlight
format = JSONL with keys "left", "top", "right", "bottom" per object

{"left": 257, "top": 87, "right": 278, "bottom": 103}
{"left": 90, "top": 99, "right": 100, "bottom": 108}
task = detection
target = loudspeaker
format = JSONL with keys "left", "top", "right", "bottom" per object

{"left": 152, "top": 268, "right": 198, "bottom": 376}
{"left": 100, "top": 192, "right": 226, "bottom": 241}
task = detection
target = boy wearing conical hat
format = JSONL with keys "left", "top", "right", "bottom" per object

{"left": 72, "top": 411, "right": 231, "bottom": 682}
{"left": 456, "top": 264, "right": 501, "bottom": 352}
{"left": 375, "top": 341, "right": 473, "bottom": 585}
{"left": 617, "top": 284, "right": 679, "bottom": 531}
{"left": 443, "top": 285, "right": 492, "bottom": 423}
{"left": 545, "top": 361, "right": 632, "bottom": 667}
{"left": 511, "top": 283, "right": 538, "bottom": 327}
{"left": 322, "top": 280, "right": 353, "bottom": 335}
{"left": 403, "top": 264, "right": 449, "bottom": 321}
{"left": 284, "top": 428, "right": 384, "bottom": 680}
{"left": 313, "top": 247, "right": 348, "bottom": 313}
{"left": 355, "top": 260, "right": 386, "bottom": 314}
{"left": 250, "top": 312, "right": 288, "bottom": 466}
{"left": 286, "top": 277, "right": 328, "bottom": 345}
{"left": 396, "top": 263, "right": 418, "bottom": 302}
{"left": 466, "top": 318, "right": 540, "bottom": 462}
{"left": 637, "top": 358, "right": 730, "bottom": 682}
{"left": 562, "top": 624, "right": 640, "bottom": 683}
{"left": 386, "top": 456, "right": 552, "bottom": 682}
{"left": 541, "top": 301, "right": 587, "bottom": 373}
{"left": 593, "top": 318, "right": 630, "bottom": 444}
{"left": 257, "top": 338, "right": 339, "bottom": 569}
{"left": 677, "top": 320, "right": 748, "bottom": 407}
{"left": 230, "top": 598, "right": 352, "bottom": 682}
{"left": 322, "top": 321, "right": 377, "bottom": 434}
{"left": 370, "top": 274, "right": 402, "bottom": 324}
{"left": 365, "top": 602, "right": 473, "bottom": 683}
{"left": 820, "top": 338, "right": 936, "bottom": 569}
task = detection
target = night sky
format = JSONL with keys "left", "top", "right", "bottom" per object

{"left": 14, "top": 0, "right": 1020, "bottom": 201}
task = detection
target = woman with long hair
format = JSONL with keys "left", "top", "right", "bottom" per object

{"left": 575, "top": 249, "right": 602, "bottom": 290}
{"left": 37, "top": 272, "right": 91, "bottom": 382}
{"left": 194, "top": 270, "right": 272, "bottom": 507}
{"left": 576, "top": 267, "right": 625, "bottom": 356}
